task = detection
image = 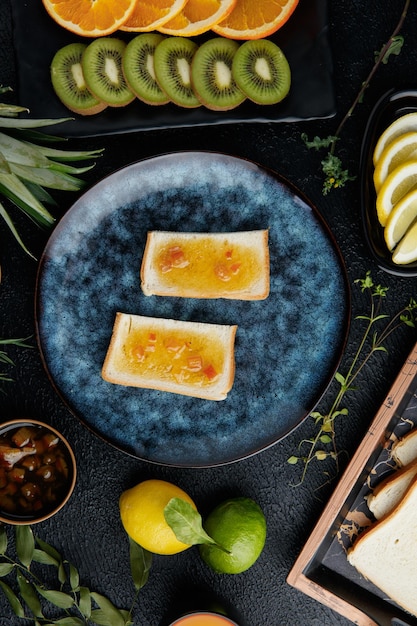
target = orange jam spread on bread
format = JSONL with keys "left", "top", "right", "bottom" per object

{"left": 155, "top": 240, "right": 261, "bottom": 293}
{"left": 121, "top": 327, "right": 225, "bottom": 387}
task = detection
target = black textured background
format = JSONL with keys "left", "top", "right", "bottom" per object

{"left": 1, "top": 2, "right": 417, "bottom": 625}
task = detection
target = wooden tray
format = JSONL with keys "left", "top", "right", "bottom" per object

{"left": 287, "top": 342, "right": 417, "bottom": 626}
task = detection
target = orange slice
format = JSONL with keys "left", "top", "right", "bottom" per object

{"left": 42, "top": 0, "right": 137, "bottom": 37}
{"left": 212, "top": 0, "right": 299, "bottom": 40}
{"left": 158, "top": 0, "right": 237, "bottom": 37}
{"left": 120, "top": 0, "right": 189, "bottom": 32}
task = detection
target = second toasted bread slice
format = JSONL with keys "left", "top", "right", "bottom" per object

{"left": 140, "top": 230, "right": 270, "bottom": 300}
{"left": 101, "top": 313, "right": 237, "bottom": 401}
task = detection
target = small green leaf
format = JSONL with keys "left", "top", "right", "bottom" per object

{"left": 0, "top": 336, "right": 32, "bottom": 348}
{"left": 54, "top": 618, "right": 85, "bottom": 626}
{"left": 90, "top": 592, "right": 127, "bottom": 626}
{"left": 301, "top": 133, "right": 337, "bottom": 150}
{"left": 0, "top": 201, "right": 36, "bottom": 259}
{"left": 69, "top": 562, "right": 80, "bottom": 591}
{"left": 0, "top": 116, "right": 73, "bottom": 129}
{"left": 0, "top": 171, "right": 55, "bottom": 226}
{"left": 0, "top": 131, "right": 51, "bottom": 167}
{"left": 287, "top": 456, "right": 299, "bottom": 465}
{"left": 164, "top": 498, "right": 217, "bottom": 548}
{"left": 79, "top": 586, "right": 92, "bottom": 619}
{"left": 16, "top": 525, "right": 34, "bottom": 567}
{"left": 0, "top": 580, "right": 25, "bottom": 617}
{"left": 319, "top": 435, "right": 332, "bottom": 444}
{"left": 377, "top": 35, "right": 404, "bottom": 64}
{"left": 32, "top": 548, "right": 59, "bottom": 567}
{"left": 129, "top": 538, "right": 152, "bottom": 591}
{"left": 0, "top": 562, "right": 14, "bottom": 576}
{"left": 321, "top": 419, "right": 333, "bottom": 433}
{"left": 119, "top": 609, "right": 133, "bottom": 625}
{"left": 58, "top": 560, "right": 67, "bottom": 585}
{"left": 17, "top": 570, "right": 42, "bottom": 617}
{"left": 36, "top": 586, "right": 75, "bottom": 609}
{"left": 164, "top": 499, "right": 230, "bottom": 553}
{"left": 374, "top": 345, "right": 388, "bottom": 353}
{"left": 10, "top": 162, "right": 88, "bottom": 192}
{"left": 372, "top": 314, "right": 389, "bottom": 323}
{"left": 35, "top": 144, "right": 104, "bottom": 162}
{"left": 334, "top": 372, "right": 346, "bottom": 385}
{"left": 0, "top": 525, "right": 7, "bottom": 554}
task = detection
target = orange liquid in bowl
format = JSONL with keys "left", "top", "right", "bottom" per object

{"left": 170, "top": 614, "right": 238, "bottom": 626}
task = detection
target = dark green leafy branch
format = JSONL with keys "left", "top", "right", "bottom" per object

{"left": 0, "top": 524, "right": 136, "bottom": 625}
{"left": 302, "top": 0, "right": 410, "bottom": 195}
{"left": 288, "top": 271, "right": 417, "bottom": 485}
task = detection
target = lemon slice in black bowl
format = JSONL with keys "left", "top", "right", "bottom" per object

{"left": 360, "top": 88, "right": 417, "bottom": 277}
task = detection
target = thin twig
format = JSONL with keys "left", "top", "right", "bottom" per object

{"left": 330, "top": 0, "right": 411, "bottom": 154}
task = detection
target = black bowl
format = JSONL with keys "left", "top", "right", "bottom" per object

{"left": 360, "top": 88, "right": 417, "bottom": 277}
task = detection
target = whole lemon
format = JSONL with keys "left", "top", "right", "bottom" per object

{"left": 119, "top": 479, "right": 197, "bottom": 555}
{"left": 199, "top": 497, "right": 266, "bottom": 574}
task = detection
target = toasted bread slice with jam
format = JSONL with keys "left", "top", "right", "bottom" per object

{"left": 140, "top": 230, "right": 270, "bottom": 300}
{"left": 101, "top": 313, "right": 237, "bottom": 401}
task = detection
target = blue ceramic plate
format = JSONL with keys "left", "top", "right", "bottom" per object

{"left": 36, "top": 152, "right": 349, "bottom": 467}
{"left": 12, "top": 0, "right": 334, "bottom": 137}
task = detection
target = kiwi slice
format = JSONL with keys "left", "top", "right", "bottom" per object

{"left": 232, "top": 40, "right": 291, "bottom": 106}
{"left": 82, "top": 38, "right": 135, "bottom": 107}
{"left": 50, "top": 43, "right": 107, "bottom": 116}
{"left": 123, "top": 34, "right": 170, "bottom": 106}
{"left": 191, "top": 38, "right": 246, "bottom": 111}
{"left": 154, "top": 37, "right": 201, "bottom": 109}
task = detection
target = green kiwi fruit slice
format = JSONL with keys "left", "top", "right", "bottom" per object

{"left": 82, "top": 38, "right": 135, "bottom": 107}
{"left": 123, "top": 34, "right": 170, "bottom": 106}
{"left": 50, "top": 43, "right": 107, "bottom": 116}
{"left": 232, "top": 40, "right": 291, "bottom": 106}
{"left": 154, "top": 37, "right": 201, "bottom": 108}
{"left": 191, "top": 38, "right": 246, "bottom": 111}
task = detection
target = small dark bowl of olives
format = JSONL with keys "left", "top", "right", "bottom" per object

{"left": 0, "top": 419, "right": 76, "bottom": 525}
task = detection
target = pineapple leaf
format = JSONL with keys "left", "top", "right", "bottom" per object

{"left": 0, "top": 201, "right": 36, "bottom": 259}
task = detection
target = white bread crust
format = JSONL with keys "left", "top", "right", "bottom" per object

{"left": 367, "top": 459, "right": 417, "bottom": 520}
{"left": 392, "top": 428, "right": 417, "bottom": 466}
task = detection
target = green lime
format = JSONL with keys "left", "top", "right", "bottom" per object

{"left": 199, "top": 497, "right": 266, "bottom": 574}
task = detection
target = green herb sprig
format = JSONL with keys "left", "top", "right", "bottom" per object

{"left": 288, "top": 271, "right": 417, "bottom": 484}
{"left": 0, "top": 336, "right": 32, "bottom": 387}
{"left": 0, "top": 86, "right": 103, "bottom": 260}
{"left": 302, "top": 0, "right": 411, "bottom": 195}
